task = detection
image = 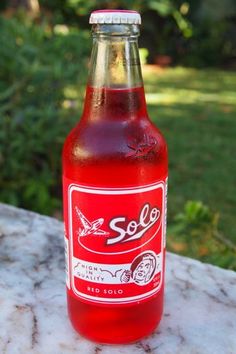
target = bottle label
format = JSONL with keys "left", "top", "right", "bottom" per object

{"left": 63, "top": 177, "right": 167, "bottom": 305}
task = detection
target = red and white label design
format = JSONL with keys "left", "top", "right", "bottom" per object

{"left": 63, "top": 177, "right": 167, "bottom": 305}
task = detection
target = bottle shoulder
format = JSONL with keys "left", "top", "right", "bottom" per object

{"left": 63, "top": 117, "right": 167, "bottom": 163}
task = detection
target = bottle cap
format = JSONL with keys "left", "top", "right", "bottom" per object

{"left": 89, "top": 10, "right": 141, "bottom": 25}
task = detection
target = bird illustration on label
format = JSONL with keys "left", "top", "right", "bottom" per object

{"left": 75, "top": 206, "right": 109, "bottom": 237}
{"left": 75, "top": 203, "right": 160, "bottom": 246}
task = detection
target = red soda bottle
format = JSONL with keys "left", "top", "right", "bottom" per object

{"left": 63, "top": 10, "right": 168, "bottom": 344}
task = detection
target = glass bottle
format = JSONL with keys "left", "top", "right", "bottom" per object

{"left": 63, "top": 10, "right": 168, "bottom": 344}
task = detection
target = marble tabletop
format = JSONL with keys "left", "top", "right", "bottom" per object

{"left": 0, "top": 203, "right": 236, "bottom": 354}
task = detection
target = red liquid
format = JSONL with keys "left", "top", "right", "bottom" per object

{"left": 63, "top": 85, "right": 168, "bottom": 344}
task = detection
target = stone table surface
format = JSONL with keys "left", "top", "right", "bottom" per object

{"left": 0, "top": 203, "right": 236, "bottom": 354}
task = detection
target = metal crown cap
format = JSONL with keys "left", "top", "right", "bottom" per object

{"left": 89, "top": 10, "right": 141, "bottom": 25}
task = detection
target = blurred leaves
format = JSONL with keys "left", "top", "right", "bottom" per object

{"left": 64, "top": 0, "right": 192, "bottom": 37}
{"left": 2, "top": 0, "right": 236, "bottom": 66}
{"left": 167, "top": 201, "right": 236, "bottom": 270}
{"left": 0, "top": 16, "right": 90, "bottom": 214}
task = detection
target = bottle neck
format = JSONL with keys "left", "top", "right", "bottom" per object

{"left": 89, "top": 24, "right": 143, "bottom": 88}
{"left": 82, "top": 24, "right": 147, "bottom": 121}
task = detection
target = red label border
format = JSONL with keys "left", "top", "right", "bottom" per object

{"left": 68, "top": 182, "right": 165, "bottom": 305}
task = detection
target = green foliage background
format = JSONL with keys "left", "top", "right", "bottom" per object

{"left": 0, "top": 16, "right": 89, "bottom": 213}
{"left": 37, "top": 0, "right": 236, "bottom": 67}
{"left": 0, "top": 1, "right": 235, "bottom": 269}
